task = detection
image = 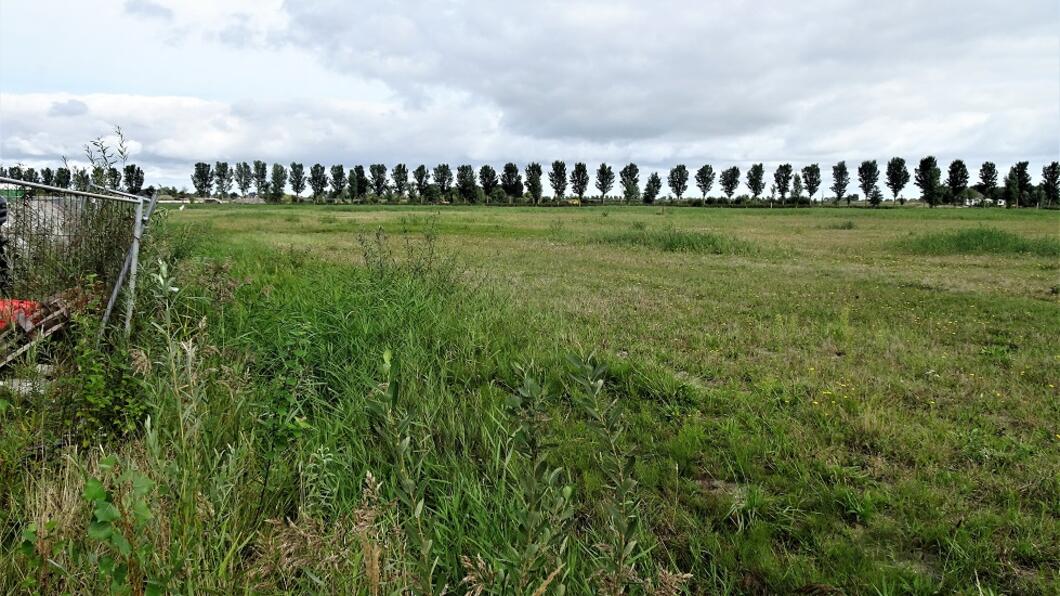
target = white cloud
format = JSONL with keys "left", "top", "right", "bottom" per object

{"left": 0, "top": 0, "right": 1056, "bottom": 191}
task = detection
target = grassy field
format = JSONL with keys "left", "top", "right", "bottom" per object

{"left": 2, "top": 204, "right": 1058, "bottom": 594}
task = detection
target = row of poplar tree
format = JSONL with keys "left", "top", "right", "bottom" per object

{"left": 189, "top": 158, "right": 1059, "bottom": 207}
{"left": 3, "top": 158, "right": 1056, "bottom": 208}
{"left": 0, "top": 164, "right": 146, "bottom": 195}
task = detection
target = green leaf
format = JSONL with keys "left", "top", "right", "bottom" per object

{"left": 87, "top": 521, "right": 113, "bottom": 540}
{"left": 94, "top": 501, "right": 121, "bottom": 523}
{"left": 100, "top": 454, "right": 118, "bottom": 472}
{"left": 84, "top": 478, "right": 106, "bottom": 502}
{"left": 110, "top": 532, "right": 132, "bottom": 556}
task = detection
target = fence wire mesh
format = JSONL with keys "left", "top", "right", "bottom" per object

{"left": 0, "top": 179, "right": 138, "bottom": 303}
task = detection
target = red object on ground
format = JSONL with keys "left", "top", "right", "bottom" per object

{"left": 0, "top": 299, "right": 40, "bottom": 330}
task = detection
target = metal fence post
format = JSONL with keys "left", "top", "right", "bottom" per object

{"left": 123, "top": 197, "right": 144, "bottom": 335}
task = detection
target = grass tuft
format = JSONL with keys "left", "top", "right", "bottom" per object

{"left": 899, "top": 227, "right": 1060, "bottom": 257}
{"left": 594, "top": 225, "right": 757, "bottom": 255}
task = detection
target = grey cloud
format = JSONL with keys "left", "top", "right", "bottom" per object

{"left": 124, "top": 0, "right": 174, "bottom": 20}
{"left": 47, "top": 99, "right": 89, "bottom": 117}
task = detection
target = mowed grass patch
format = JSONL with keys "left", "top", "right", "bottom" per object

{"left": 898, "top": 226, "right": 1060, "bottom": 257}
{"left": 593, "top": 223, "right": 759, "bottom": 255}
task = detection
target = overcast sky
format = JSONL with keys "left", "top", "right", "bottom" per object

{"left": 1, "top": 0, "right": 1057, "bottom": 193}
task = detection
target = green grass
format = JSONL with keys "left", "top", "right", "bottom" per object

{"left": 594, "top": 224, "right": 757, "bottom": 255}
{"left": 899, "top": 226, "right": 1060, "bottom": 257}
{"left": 2, "top": 205, "right": 1058, "bottom": 594}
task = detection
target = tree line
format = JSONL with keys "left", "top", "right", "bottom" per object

{"left": 3, "top": 158, "right": 1058, "bottom": 208}
{"left": 0, "top": 164, "right": 146, "bottom": 196}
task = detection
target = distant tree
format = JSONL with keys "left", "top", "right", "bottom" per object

{"left": 570, "top": 163, "right": 589, "bottom": 201}
{"left": 234, "top": 162, "right": 252, "bottom": 197}
{"left": 124, "top": 164, "right": 145, "bottom": 194}
{"left": 549, "top": 161, "right": 567, "bottom": 201}
{"left": 252, "top": 160, "right": 269, "bottom": 197}
{"left": 868, "top": 187, "right": 884, "bottom": 208}
{"left": 73, "top": 168, "right": 90, "bottom": 191}
{"left": 353, "top": 166, "right": 369, "bottom": 200}
{"left": 1041, "top": 162, "right": 1060, "bottom": 207}
{"left": 106, "top": 167, "right": 122, "bottom": 190}
{"left": 330, "top": 165, "right": 346, "bottom": 201}
{"left": 289, "top": 162, "right": 306, "bottom": 200}
{"left": 19, "top": 168, "right": 38, "bottom": 184}
{"left": 774, "top": 163, "right": 793, "bottom": 204}
{"left": 309, "top": 163, "right": 328, "bottom": 201}
{"left": 54, "top": 167, "right": 72, "bottom": 189}
{"left": 746, "top": 163, "right": 765, "bottom": 200}
{"left": 413, "top": 165, "right": 430, "bottom": 202}
{"left": 831, "top": 161, "right": 850, "bottom": 204}
{"left": 643, "top": 172, "right": 662, "bottom": 204}
{"left": 978, "top": 162, "right": 998, "bottom": 205}
{"left": 720, "top": 166, "right": 741, "bottom": 201}
{"left": 389, "top": 163, "right": 408, "bottom": 199}
{"left": 695, "top": 165, "right": 714, "bottom": 199}
{"left": 857, "top": 160, "right": 879, "bottom": 206}
{"left": 456, "top": 165, "right": 478, "bottom": 203}
{"left": 500, "top": 163, "right": 523, "bottom": 200}
{"left": 596, "top": 163, "right": 615, "bottom": 200}
{"left": 41, "top": 167, "right": 55, "bottom": 186}
{"left": 1010, "top": 161, "right": 1032, "bottom": 208}
{"left": 6, "top": 165, "right": 22, "bottom": 180}
{"left": 213, "top": 162, "right": 232, "bottom": 198}
{"left": 801, "top": 164, "right": 821, "bottom": 202}
{"left": 945, "top": 159, "right": 968, "bottom": 205}
{"left": 191, "top": 162, "right": 213, "bottom": 198}
{"left": 791, "top": 174, "right": 804, "bottom": 203}
{"left": 667, "top": 165, "right": 689, "bottom": 200}
{"left": 620, "top": 163, "right": 640, "bottom": 202}
{"left": 90, "top": 166, "right": 106, "bottom": 188}
{"left": 478, "top": 165, "right": 499, "bottom": 197}
{"left": 914, "top": 156, "right": 942, "bottom": 207}
{"left": 369, "top": 164, "right": 388, "bottom": 197}
{"left": 885, "top": 157, "right": 909, "bottom": 203}
{"left": 525, "top": 162, "right": 544, "bottom": 204}
{"left": 269, "top": 163, "right": 287, "bottom": 202}
{"left": 433, "top": 164, "right": 453, "bottom": 197}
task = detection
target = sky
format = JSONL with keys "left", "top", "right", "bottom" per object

{"left": 1, "top": 0, "right": 1057, "bottom": 194}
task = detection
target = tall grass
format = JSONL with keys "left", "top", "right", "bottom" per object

{"left": 0, "top": 230, "right": 690, "bottom": 593}
{"left": 594, "top": 224, "right": 757, "bottom": 255}
{"left": 898, "top": 227, "right": 1060, "bottom": 257}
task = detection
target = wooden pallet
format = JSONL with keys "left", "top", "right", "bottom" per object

{"left": 0, "top": 295, "right": 72, "bottom": 369}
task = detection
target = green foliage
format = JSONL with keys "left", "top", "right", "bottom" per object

{"left": 746, "top": 163, "right": 765, "bottom": 199}
{"left": 288, "top": 162, "right": 306, "bottom": 199}
{"left": 392, "top": 163, "right": 409, "bottom": 199}
{"left": 596, "top": 162, "right": 615, "bottom": 199}
{"left": 433, "top": 163, "right": 453, "bottom": 194}
{"left": 456, "top": 164, "right": 477, "bottom": 203}
{"left": 413, "top": 164, "right": 431, "bottom": 202}
{"left": 252, "top": 160, "right": 269, "bottom": 198}
{"left": 329, "top": 164, "right": 346, "bottom": 200}
{"left": 596, "top": 224, "right": 756, "bottom": 255}
{"left": 858, "top": 160, "right": 879, "bottom": 203}
{"left": 899, "top": 227, "right": 1060, "bottom": 256}
{"left": 124, "top": 164, "right": 145, "bottom": 195}
{"left": 831, "top": 161, "right": 850, "bottom": 204}
{"left": 695, "top": 164, "right": 714, "bottom": 199}
{"left": 268, "top": 163, "right": 287, "bottom": 203}
{"left": 190, "top": 162, "right": 212, "bottom": 198}
{"left": 233, "top": 161, "right": 252, "bottom": 196}
{"left": 947, "top": 159, "right": 969, "bottom": 204}
{"left": 478, "top": 164, "right": 498, "bottom": 197}
{"left": 773, "top": 164, "right": 792, "bottom": 203}
{"left": 620, "top": 163, "right": 640, "bottom": 202}
{"left": 886, "top": 157, "right": 909, "bottom": 202}
{"left": 570, "top": 162, "right": 589, "bottom": 200}
{"left": 524, "top": 162, "right": 544, "bottom": 204}
{"left": 643, "top": 172, "right": 662, "bottom": 204}
{"left": 549, "top": 160, "right": 567, "bottom": 201}
{"left": 978, "top": 161, "right": 998, "bottom": 204}
{"left": 720, "top": 166, "right": 741, "bottom": 200}
{"left": 369, "top": 164, "right": 389, "bottom": 197}
{"left": 915, "top": 156, "right": 942, "bottom": 207}
{"left": 668, "top": 164, "right": 689, "bottom": 200}
{"left": 308, "top": 163, "right": 327, "bottom": 201}
{"left": 500, "top": 162, "right": 523, "bottom": 199}
{"left": 1043, "top": 161, "right": 1060, "bottom": 206}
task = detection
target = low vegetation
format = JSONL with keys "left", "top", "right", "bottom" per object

{"left": 2, "top": 205, "right": 1058, "bottom": 593}
{"left": 899, "top": 226, "right": 1060, "bottom": 257}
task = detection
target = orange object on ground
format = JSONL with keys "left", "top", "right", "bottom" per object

{"left": 0, "top": 299, "right": 40, "bottom": 330}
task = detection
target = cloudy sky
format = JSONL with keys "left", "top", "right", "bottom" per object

{"left": 1, "top": 0, "right": 1057, "bottom": 192}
